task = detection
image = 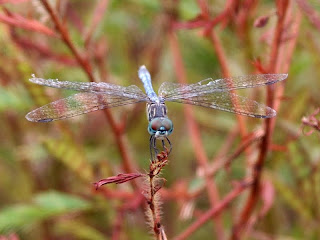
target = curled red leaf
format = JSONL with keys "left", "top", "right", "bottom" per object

{"left": 94, "top": 173, "right": 144, "bottom": 190}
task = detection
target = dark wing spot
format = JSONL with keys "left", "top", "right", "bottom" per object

{"left": 38, "top": 118, "right": 54, "bottom": 123}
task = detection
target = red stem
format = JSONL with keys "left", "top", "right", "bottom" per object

{"left": 174, "top": 180, "right": 252, "bottom": 240}
{"left": 231, "top": 1, "right": 289, "bottom": 239}
{"left": 40, "top": 0, "right": 137, "bottom": 178}
{"left": 84, "top": 0, "right": 110, "bottom": 47}
{"left": 168, "top": 29, "right": 225, "bottom": 240}
{"left": 207, "top": 31, "right": 248, "bottom": 139}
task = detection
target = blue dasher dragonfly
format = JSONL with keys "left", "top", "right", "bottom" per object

{"left": 26, "top": 66, "right": 288, "bottom": 160}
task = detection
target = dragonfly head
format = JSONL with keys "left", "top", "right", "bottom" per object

{"left": 148, "top": 117, "right": 173, "bottom": 139}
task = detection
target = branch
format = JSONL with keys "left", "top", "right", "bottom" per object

{"left": 296, "top": 0, "right": 320, "bottom": 32}
{"left": 168, "top": 29, "right": 224, "bottom": 240}
{"left": 174, "top": 180, "right": 252, "bottom": 240}
{"left": 231, "top": 1, "right": 289, "bottom": 239}
{"left": 39, "top": 0, "right": 137, "bottom": 179}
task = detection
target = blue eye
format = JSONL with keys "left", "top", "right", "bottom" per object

{"left": 148, "top": 118, "right": 173, "bottom": 135}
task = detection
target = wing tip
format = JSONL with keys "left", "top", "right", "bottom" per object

{"left": 263, "top": 107, "right": 277, "bottom": 118}
{"left": 237, "top": 106, "right": 277, "bottom": 119}
{"left": 280, "top": 73, "right": 288, "bottom": 81}
{"left": 25, "top": 113, "right": 36, "bottom": 122}
{"left": 264, "top": 73, "right": 288, "bottom": 85}
{"left": 25, "top": 111, "right": 53, "bottom": 123}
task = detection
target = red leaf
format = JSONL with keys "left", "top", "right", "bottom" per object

{"left": 94, "top": 173, "right": 144, "bottom": 189}
{"left": 0, "top": 9, "right": 56, "bottom": 36}
{"left": 11, "top": 33, "right": 76, "bottom": 65}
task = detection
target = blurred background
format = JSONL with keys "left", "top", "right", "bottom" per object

{"left": 0, "top": 0, "right": 320, "bottom": 239}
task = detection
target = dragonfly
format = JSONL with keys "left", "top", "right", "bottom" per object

{"left": 26, "top": 66, "right": 288, "bottom": 160}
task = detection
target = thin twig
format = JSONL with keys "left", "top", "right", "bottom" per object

{"left": 40, "top": 0, "right": 94, "bottom": 81}
{"left": 207, "top": 31, "right": 248, "bottom": 139}
{"left": 231, "top": 1, "right": 289, "bottom": 239}
{"left": 200, "top": 129, "right": 264, "bottom": 179}
{"left": 39, "top": 0, "right": 137, "bottom": 177}
{"left": 203, "top": 0, "right": 236, "bottom": 35}
{"left": 296, "top": 0, "right": 320, "bottom": 32}
{"left": 168, "top": 29, "right": 224, "bottom": 240}
{"left": 174, "top": 180, "right": 252, "bottom": 240}
{"left": 199, "top": 0, "right": 253, "bottom": 160}
{"left": 146, "top": 150, "right": 169, "bottom": 239}
{"left": 84, "top": 0, "right": 109, "bottom": 47}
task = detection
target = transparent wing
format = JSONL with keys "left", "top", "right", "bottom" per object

{"left": 29, "top": 76, "right": 148, "bottom": 100}
{"left": 26, "top": 92, "right": 145, "bottom": 122}
{"left": 164, "top": 91, "right": 276, "bottom": 118}
{"left": 159, "top": 74, "right": 288, "bottom": 100}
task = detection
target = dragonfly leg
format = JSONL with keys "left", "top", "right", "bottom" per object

{"left": 153, "top": 136, "right": 158, "bottom": 155}
{"left": 165, "top": 136, "right": 172, "bottom": 154}
{"left": 149, "top": 135, "right": 153, "bottom": 161}
{"left": 160, "top": 137, "right": 172, "bottom": 154}
{"left": 149, "top": 136, "right": 172, "bottom": 162}
{"left": 149, "top": 135, "right": 159, "bottom": 162}
{"left": 150, "top": 135, "right": 156, "bottom": 161}
{"left": 161, "top": 139, "right": 165, "bottom": 149}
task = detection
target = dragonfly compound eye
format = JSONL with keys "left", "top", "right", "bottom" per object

{"left": 161, "top": 118, "right": 173, "bottom": 133}
{"left": 151, "top": 119, "right": 162, "bottom": 131}
{"left": 148, "top": 118, "right": 173, "bottom": 135}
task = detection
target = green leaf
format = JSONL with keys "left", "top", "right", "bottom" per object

{"left": 34, "top": 191, "right": 91, "bottom": 212}
{"left": 0, "top": 205, "right": 51, "bottom": 234}
{"left": 55, "top": 221, "right": 107, "bottom": 240}
{"left": 44, "top": 137, "right": 94, "bottom": 181}
{"left": 273, "top": 179, "right": 312, "bottom": 220}
{"left": 0, "top": 191, "right": 91, "bottom": 234}
{"left": 0, "top": 86, "right": 30, "bottom": 112}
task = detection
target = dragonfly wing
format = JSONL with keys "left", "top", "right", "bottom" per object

{"left": 29, "top": 77, "right": 148, "bottom": 99}
{"left": 163, "top": 91, "right": 276, "bottom": 118}
{"left": 197, "top": 73, "right": 288, "bottom": 90}
{"left": 159, "top": 74, "right": 288, "bottom": 99}
{"left": 26, "top": 92, "right": 146, "bottom": 122}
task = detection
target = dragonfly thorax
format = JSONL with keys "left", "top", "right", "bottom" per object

{"left": 147, "top": 101, "right": 168, "bottom": 121}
